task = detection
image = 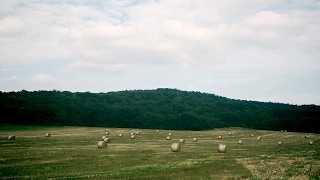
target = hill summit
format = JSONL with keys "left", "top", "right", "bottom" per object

{"left": 1, "top": 88, "right": 319, "bottom": 133}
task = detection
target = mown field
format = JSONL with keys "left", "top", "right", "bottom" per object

{"left": 0, "top": 126, "right": 319, "bottom": 180}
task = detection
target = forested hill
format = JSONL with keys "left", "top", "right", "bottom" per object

{"left": 1, "top": 88, "right": 319, "bottom": 133}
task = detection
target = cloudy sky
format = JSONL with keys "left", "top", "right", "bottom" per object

{"left": 1, "top": 0, "right": 320, "bottom": 105}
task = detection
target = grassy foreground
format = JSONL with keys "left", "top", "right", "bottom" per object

{"left": 0, "top": 126, "right": 319, "bottom": 180}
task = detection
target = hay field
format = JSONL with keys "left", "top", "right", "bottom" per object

{"left": 0, "top": 126, "right": 319, "bottom": 180}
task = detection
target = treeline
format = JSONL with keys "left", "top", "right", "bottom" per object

{"left": 0, "top": 88, "right": 319, "bottom": 133}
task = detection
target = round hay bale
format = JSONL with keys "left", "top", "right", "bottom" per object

{"left": 250, "top": 134, "right": 254, "bottom": 137}
{"left": 218, "top": 136, "right": 222, "bottom": 139}
{"left": 104, "top": 138, "right": 111, "bottom": 143}
{"left": 278, "top": 141, "right": 282, "bottom": 145}
{"left": 238, "top": 140, "right": 243, "bottom": 145}
{"left": 97, "top": 141, "right": 107, "bottom": 148}
{"left": 156, "top": 130, "right": 159, "bottom": 133}
{"left": 171, "top": 143, "right": 181, "bottom": 152}
{"left": 168, "top": 133, "right": 172, "bottom": 136}
{"left": 257, "top": 136, "right": 261, "bottom": 141}
{"left": 131, "top": 135, "right": 135, "bottom": 139}
{"left": 102, "top": 135, "right": 107, "bottom": 140}
{"left": 119, "top": 133, "right": 123, "bottom": 137}
{"left": 228, "top": 132, "right": 232, "bottom": 135}
{"left": 218, "top": 144, "right": 227, "bottom": 153}
{"left": 179, "top": 139, "right": 185, "bottom": 143}
{"left": 192, "top": 138, "right": 197, "bottom": 142}
{"left": 309, "top": 141, "right": 313, "bottom": 145}
{"left": 105, "top": 131, "right": 109, "bottom": 135}
{"left": 105, "top": 129, "right": 108, "bottom": 132}
{"left": 45, "top": 133, "right": 51, "bottom": 137}
{"left": 166, "top": 136, "right": 171, "bottom": 140}
{"left": 136, "top": 132, "right": 140, "bottom": 135}
{"left": 305, "top": 135, "right": 310, "bottom": 138}
{"left": 8, "top": 135, "right": 15, "bottom": 140}
{"left": 130, "top": 132, "right": 135, "bottom": 136}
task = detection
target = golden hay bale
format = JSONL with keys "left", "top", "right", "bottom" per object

{"left": 305, "top": 135, "right": 310, "bottom": 138}
{"left": 171, "top": 143, "right": 181, "bottom": 152}
{"left": 105, "top": 129, "right": 108, "bottom": 132}
{"left": 228, "top": 132, "right": 233, "bottom": 135}
{"left": 103, "top": 138, "right": 111, "bottom": 143}
{"left": 97, "top": 141, "right": 107, "bottom": 148}
{"left": 179, "top": 139, "right": 185, "bottom": 143}
{"left": 166, "top": 136, "right": 171, "bottom": 140}
{"left": 218, "top": 144, "right": 227, "bottom": 153}
{"left": 136, "top": 132, "right": 140, "bottom": 135}
{"left": 238, "top": 140, "right": 243, "bottom": 145}
{"left": 130, "top": 132, "right": 135, "bottom": 136}
{"left": 45, "top": 133, "right": 51, "bottom": 137}
{"left": 192, "top": 138, "right": 197, "bottom": 142}
{"left": 309, "top": 141, "right": 313, "bottom": 145}
{"left": 119, "top": 133, "right": 123, "bottom": 137}
{"left": 8, "top": 135, "right": 15, "bottom": 140}
{"left": 131, "top": 135, "right": 135, "bottom": 139}
{"left": 156, "top": 130, "right": 159, "bottom": 133}
{"left": 257, "top": 136, "right": 261, "bottom": 141}
{"left": 218, "top": 136, "right": 222, "bottom": 139}
{"left": 250, "top": 134, "right": 254, "bottom": 137}
{"left": 105, "top": 131, "right": 109, "bottom": 135}
{"left": 102, "top": 135, "right": 107, "bottom": 140}
{"left": 168, "top": 133, "right": 172, "bottom": 136}
{"left": 278, "top": 141, "right": 282, "bottom": 145}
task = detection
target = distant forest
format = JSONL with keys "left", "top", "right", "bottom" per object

{"left": 1, "top": 88, "right": 319, "bottom": 133}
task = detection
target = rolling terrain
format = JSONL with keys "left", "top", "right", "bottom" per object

{"left": 1, "top": 89, "right": 319, "bottom": 133}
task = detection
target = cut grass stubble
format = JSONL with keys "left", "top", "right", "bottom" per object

{"left": 0, "top": 126, "right": 319, "bottom": 179}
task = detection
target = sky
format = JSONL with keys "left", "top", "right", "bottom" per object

{"left": 0, "top": 0, "right": 320, "bottom": 105}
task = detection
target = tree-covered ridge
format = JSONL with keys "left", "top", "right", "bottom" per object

{"left": 0, "top": 88, "right": 319, "bottom": 133}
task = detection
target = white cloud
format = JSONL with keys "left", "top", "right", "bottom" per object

{"left": 0, "top": 0, "right": 319, "bottom": 104}
{"left": 0, "top": 17, "right": 25, "bottom": 37}
{"left": 32, "top": 73, "right": 60, "bottom": 85}
{"left": 2, "top": 76, "right": 19, "bottom": 83}
{"left": 66, "top": 61, "right": 131, "bottom": 74}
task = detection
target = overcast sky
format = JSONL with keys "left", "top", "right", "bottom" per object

{"left": 1, "top": 0, "right": 320, "bottom": 105}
